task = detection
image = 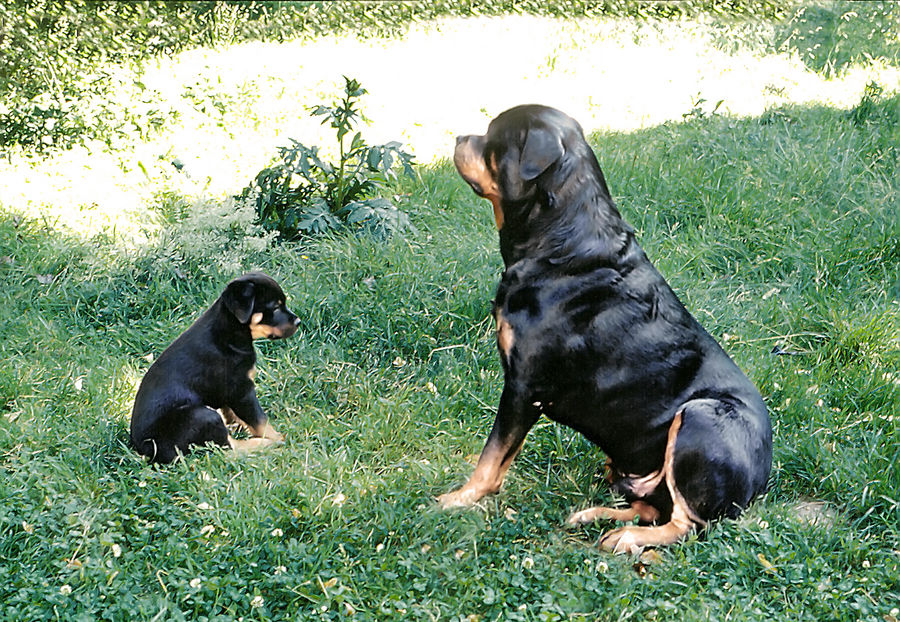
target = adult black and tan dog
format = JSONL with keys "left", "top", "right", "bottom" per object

{"left": 130, "top": 272, "right": 299, "bottom": 463}
{"left": 441, "top": 105, "right": 772, "bottom": 552}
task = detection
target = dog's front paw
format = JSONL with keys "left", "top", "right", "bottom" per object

{"left": 437, "top": 487, "right": 480, "bottom": 509}
{"left": 255, "top": 423, "right": 284, "bottom": 443}
{"left": 566, "top": 507, "right": 603, "bottom": 526}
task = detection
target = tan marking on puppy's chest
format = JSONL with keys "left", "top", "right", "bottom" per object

{"left": 495, "top": 311, "right": 515, "bottom": 359}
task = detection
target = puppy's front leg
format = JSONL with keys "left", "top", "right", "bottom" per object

{"left": 230, "top": 389, "right": 284, "bottom": 443}
{"left": 439, "top": 388, "right": 539, "bottom": 508}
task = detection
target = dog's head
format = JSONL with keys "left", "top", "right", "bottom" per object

{"left": 455, "top": 105, "right": 627, "bottom": 267}
{"left": 222, "top": 272, "right": 300, "bottom": 340}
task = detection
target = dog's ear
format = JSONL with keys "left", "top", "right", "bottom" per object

{"left": 223, "top": 279, "right": 256, "bottom": 324}
{"left": 519, "top": 127, "right": 564, "bottom": 181}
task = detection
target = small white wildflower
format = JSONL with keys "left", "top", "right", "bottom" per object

{"left": 332, "top": 493, "right": 347, "bottom": 507}
{"left": 190, "top": 578, "right": 202, "bottom": 588}
{"left": 518, "top": 604, "right": 527, "bottom": 612}
{"left": 270, "top": 528, "right": 283, "bottom": 537}
{"left": 111, "top": 543, "right": 122, "bottom": 558}
{"left": 522, "top": 556, "right": 534, "bottom": 569}
{"left": 60, "top": 585, "right": 72, "bottom": 595}
{"left": 250, "top": 595, "right": 264, "bottom": 607}
{"left": 376, "top": 543, "right": 385, "bottom": 553}
{"left": 426, "top": 381, "right": 438, "bottom": 395}
{"left": 274, "top": 566, "right": 287, "bottom": 575}
{"left": 200, "top": 525, "right": 215, "bottom": 537}
{"left": 21, "top": 521, "right": 33, "bottom": 534}
{"left": 197, "top": 502, "right": 212, "bottom": 510}
{"left": 595, "top": 560, "right": 609, "bottom": 573}
{"left": 862, "top": 560, "right": 870, "bottom": 569}
{"left": 138, "top": 481, "right": 147, "bottom": 488}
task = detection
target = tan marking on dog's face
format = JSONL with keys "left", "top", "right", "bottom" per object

{"left": 454, "top": 135, "right": 503, "bottom": 229}
{"left": 247, "top": 365, "right": 257, "bottom": 381}
{"left": 249, "top": 312, "right": 275, "bottom": 339}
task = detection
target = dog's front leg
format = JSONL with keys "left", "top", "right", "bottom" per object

{"left": 438, "top": 387, "right": 538, "bottom": 508}
{"left": 230, "top": 390, "right": 284, "bottom": 443}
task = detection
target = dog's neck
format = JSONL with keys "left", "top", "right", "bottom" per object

{"left": 206, "top": 300, "right": 256, "bottom": 356}
{"left": 499, "top": 170, "right": 634, "bottom": 272}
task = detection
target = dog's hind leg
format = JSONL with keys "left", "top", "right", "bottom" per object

{"left": 567, "top": 500, "right": 660, "bottom": 526}
{"left": 172, "top": 406, "right": 232, "bottom": 456}
{"left": 596, "top": 412, "right": 705, "bottom": 553}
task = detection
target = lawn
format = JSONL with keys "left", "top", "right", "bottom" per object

{"left": 1, "top": 5, "right": 899, "bottom": 621}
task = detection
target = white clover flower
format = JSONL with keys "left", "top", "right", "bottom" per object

{"left": 200, "top": 525, "right": 215, "bottom": 537}
{"left": 111, "top": 543, "right": 122, "bottom": 558}
{"left": 60, "top": 585, "right": 72, "bottom": 595}
{"left": 522, "top": 556, "right": 535, "bottom": 569}
{"left": 250, "top": 595, "right": 264, "bottom": 607}
{"left": 190, "top": 578, "right": 202, "bottom": 588}
{"left": 197, "top": 502, "right": 212, "bottom": 510}
{"left": 270, "top": 528, "right": 283, "bottom": 537}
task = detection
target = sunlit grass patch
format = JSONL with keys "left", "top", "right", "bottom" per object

{"left": 1, "top": 14, "right": 899, "bottom": 241}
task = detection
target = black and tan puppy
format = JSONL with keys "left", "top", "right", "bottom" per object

{"left": 441, "top": 105, "right": 772, "bottom": 553}
{"left": 130, "top": 272, "right": 299, "bottom": 463}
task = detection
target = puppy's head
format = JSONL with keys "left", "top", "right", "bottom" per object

{"left": 222, "top": 272, "right": 300, "bottom": 340}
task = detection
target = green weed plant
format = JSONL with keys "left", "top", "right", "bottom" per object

{"left": 245, "top": 77, "right": 415, "bottom": 239}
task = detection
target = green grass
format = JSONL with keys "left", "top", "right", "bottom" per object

{"left": 3, "top": 21, "right": 900, "bottom": 622}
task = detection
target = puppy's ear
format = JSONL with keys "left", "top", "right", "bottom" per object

{"left": 223, "top": 279, "right": 255, "bottom": 324}
{"left": 520, "top": 127, "right": 564, "bottom": 181}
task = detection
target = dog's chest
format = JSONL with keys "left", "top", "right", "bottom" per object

{"left": 494, "top": 265, "right": 631, "bottom": 355}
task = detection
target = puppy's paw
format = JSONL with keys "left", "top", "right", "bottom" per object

{"left": 255, "top": 423, "right": 284, "bottom": 443}
{"left": 437, "top": 487, "right": 480, "bottom": 509}
{"left": 230, "top": 436, "right": 280, "bottom": 454}
{"left": 265, "top": 429, "right": 285, "bottom": 443}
